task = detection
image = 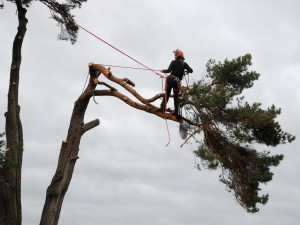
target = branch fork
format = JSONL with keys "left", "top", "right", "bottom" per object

{"left": 88, "top": 63, "right": 204, "bottom": 126}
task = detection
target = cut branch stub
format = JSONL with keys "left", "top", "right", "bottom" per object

{"left": 89, "top": 62, "right": 110, "bottom": 78}
{"left": 122, "top": 78, "right": 135, "bottom": 87}
{"left": 81, "top": 119, "right": 100, "bottom": 134}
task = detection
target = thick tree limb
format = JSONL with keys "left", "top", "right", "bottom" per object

{"left": 89, "top": 63, "right": 205, "bottom": 127}
{"left": 91, "top": 63, "right": 160, "bottom": 108}
{"left": 92, "top": 89, "right": 204, "bottom": 128}
{"left": 145, "top": 93, "right": 164, "bottom": 103}
{"left": 92, "top": 90, "right": 181, "bottom": 122}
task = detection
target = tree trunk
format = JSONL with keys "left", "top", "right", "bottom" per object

{"left": 0, "top": 2, "right": 27, "bottom": 225}
{"left": 39, "top": 65, "right": 101, "bottom": 225}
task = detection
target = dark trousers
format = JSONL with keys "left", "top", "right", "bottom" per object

{"left": 161, "top": 76, "right": 180, "bottom": 115}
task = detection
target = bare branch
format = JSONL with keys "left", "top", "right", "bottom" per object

{"left": 81, "top": 119, "right": 100, "bottom": 134}
{"left": 96, "top": 80, "right": 117, "bottom": 91}
{"left": 180, "top": 128, "right": 203, "bottom": 147}
{"left": 209, "top": 78, "right": 219, "bottom": 86}
{"left": 181, "top": 117, "right": 204, "bottom": 128}
{"left": 93, "top": 90, "right": 181, "bottom": 122}
{"left": 90, "top": 63, "right": 160, "bottom": 107}
{"left": 89, "top": 63, "right": 204, "bottom": 127}
{"left": 145, "top": 93, "right": 164, "bottom": 103}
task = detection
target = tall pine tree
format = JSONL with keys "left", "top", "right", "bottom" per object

{"left": 0, "top": 1, "right": 88, "bottom": 225}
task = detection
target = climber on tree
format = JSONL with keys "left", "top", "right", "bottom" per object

{"left": 159, "top": 49, "right": 193, "bottom": 119}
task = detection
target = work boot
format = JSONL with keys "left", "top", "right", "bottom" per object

{"left": 173, "top": 110, "right": 182, "bottom": 120}
{"left": 157, "top": 107, "right": 163, "bottom": 113}
{"left": 176, "top": 115, "right": 182, "bottom": 120}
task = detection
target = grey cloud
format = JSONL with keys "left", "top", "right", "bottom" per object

{"left": 1, "top": 0, "right": 300, "bottom": 225}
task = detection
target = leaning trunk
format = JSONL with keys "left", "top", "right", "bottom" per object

{"left": 39, "top": 64, "right": 102, "bottom": 225}
{"left": 0, "top": 2, "right": 27, "bottom": 225}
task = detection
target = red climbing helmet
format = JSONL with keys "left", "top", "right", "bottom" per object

{"left": 173, "top": 49, "right": 184, "bottom": 57}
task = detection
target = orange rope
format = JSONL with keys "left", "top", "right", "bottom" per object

{"left": 40, "top": 0, "right": 163, "bottom": 78}
{"left": 40, "top": 0, "right": 171, "bottom": 146}
{"left": 100, "top": 64, "right": 160, "bottom": 71}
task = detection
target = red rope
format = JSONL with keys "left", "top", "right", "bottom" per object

{"left": 40, "top": 0, "right": 163, "bottom": 78}
{"left": 100, "top": 64, "right": 160, "bottom": 71}
{"left": 41, "top": 0, "right": 172, "bottom": 146}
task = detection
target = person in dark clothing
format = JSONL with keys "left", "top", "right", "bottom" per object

{"left": 159, "top": 49, "right": 193, "bottom": 118}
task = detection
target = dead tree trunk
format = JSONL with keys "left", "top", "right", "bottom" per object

{"left": 39, "top": 64, "right": 102, "bottom": 225}
{"left": 39, "top": 63, "right": 202, "bottom": 225}
{"left": 0, "top": 2, "right": 27, "bottom": 225}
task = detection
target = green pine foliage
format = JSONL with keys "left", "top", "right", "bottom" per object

{"left": 180, "top": 54, "right": 295, "bottom": 213}
{"left": 41, "top": 0, "right": 88, "bottom": 44}
{"left": 2, "top": 0, "right": 88, "bottom": 44}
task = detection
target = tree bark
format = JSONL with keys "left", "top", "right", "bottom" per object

{"left": 39, "top": 64, "right": 102, "bottom": 225}
{"left": 0, "top": 2, "right": 27, "bottom": 225}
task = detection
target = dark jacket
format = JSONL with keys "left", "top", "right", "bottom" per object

{"left": 162, "top": 58, "right": 193, "bottom": 80}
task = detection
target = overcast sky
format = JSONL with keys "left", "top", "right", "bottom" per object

{"left": 1, "top": 0, "right": 300, "bottom": 225}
